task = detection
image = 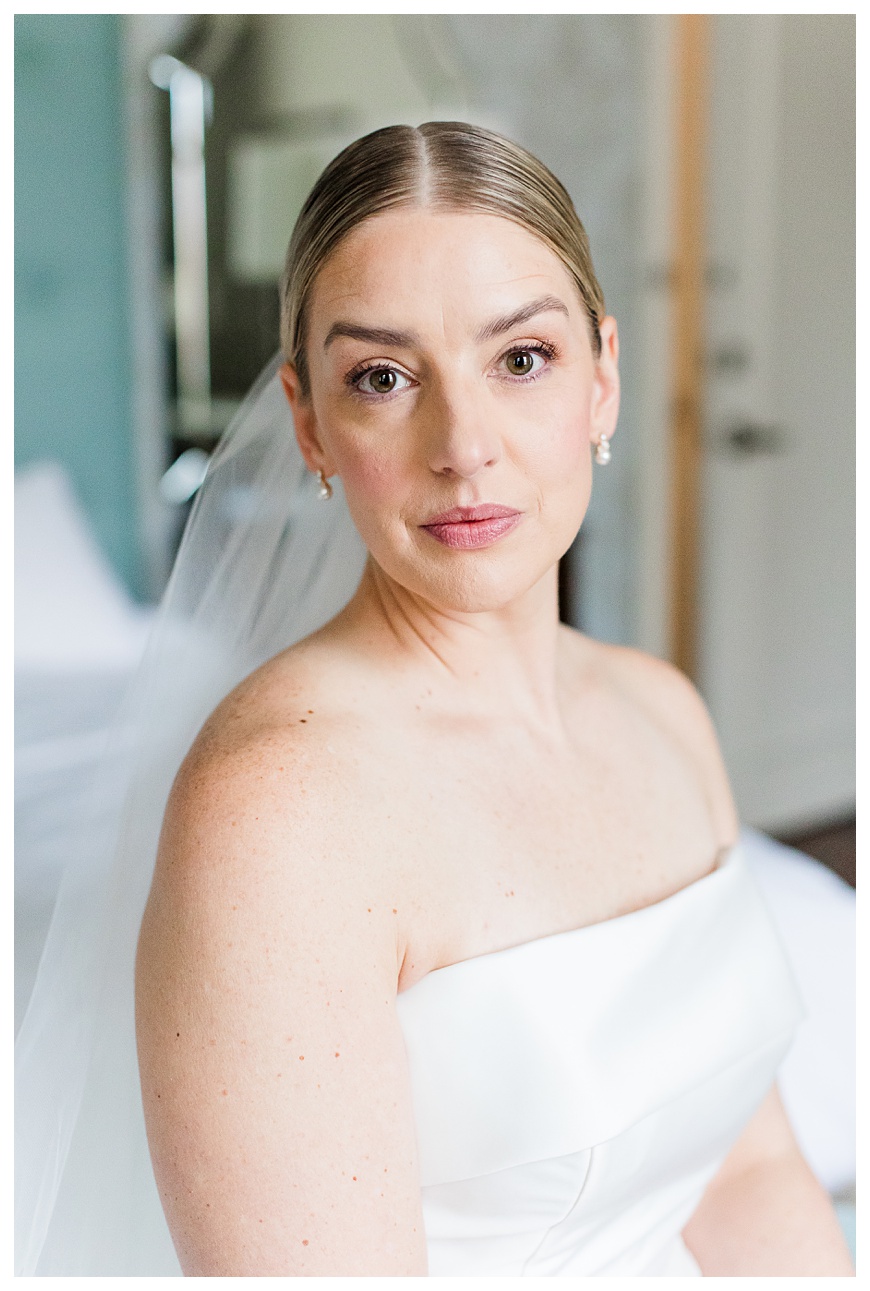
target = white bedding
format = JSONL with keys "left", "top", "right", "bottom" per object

{"left": 15, "top": 462, "right": 157, "bottom": 1028}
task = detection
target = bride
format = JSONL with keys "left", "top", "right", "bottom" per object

{"left": 22, "top": 122, "right": 853, "bottom": 1276}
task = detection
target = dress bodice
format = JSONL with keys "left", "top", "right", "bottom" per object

{"left": 395, "top": 844, "right": 803, "bottom": 1276}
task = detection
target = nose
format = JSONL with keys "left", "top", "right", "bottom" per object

{"left": 424, "top": 382, "right": 501, "bottom": 479}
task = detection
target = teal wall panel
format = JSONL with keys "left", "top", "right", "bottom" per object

{"left": 15, "top": 14, "right": 140, "bottom": 594}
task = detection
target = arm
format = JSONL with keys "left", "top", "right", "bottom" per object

{"left": 135, "top": 740, "right": 428, "bottom": 1275}
{"left": 682, "top": 1084, "right": 854, "bottom": 1275}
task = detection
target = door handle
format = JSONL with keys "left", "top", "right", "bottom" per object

{"left": 718, "top": 422, "right": 787, "bottom": 457}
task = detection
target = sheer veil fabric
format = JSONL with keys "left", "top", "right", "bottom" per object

{"left": 15, "top": 357, "right": 367, "bottom": 1275}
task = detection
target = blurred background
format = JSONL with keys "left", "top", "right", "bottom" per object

{"left": 14, "top": 11, "right": 856, "bottom": 1249}
{"left": 15, "top": 12, "right": 855, "bottom": 856}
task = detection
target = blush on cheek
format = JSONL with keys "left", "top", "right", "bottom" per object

{"left": 529, "top": 413, "right": 591, "bottom": 482}
{"left": 538, "top": 417, "right": 594, "bottom": 539}
{"left": 334, "top": 447, "right": 416, "bottom": 556}
{"left": 337, "top": 447, "right": 402, "bottom": 503}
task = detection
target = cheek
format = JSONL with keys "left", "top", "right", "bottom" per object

{"left": 327, "top": 436, "right": 417, "bottom": 550}
{"left": 523, "top": 402, "right": 592, "bottom": 486}
{"left": 335, "top": 441, "right": 405, "bottom": 506}
{"left": 314, "top": 396, "right": 410, "bottom": 507}
{"left": 523, "top": 405, "right": 594, "bottom": 547}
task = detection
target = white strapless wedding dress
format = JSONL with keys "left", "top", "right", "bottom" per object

{"left": 397, "top": 842, "right": 803, "bottom": 1276}
{"left": 25, "top": 841, "right": 803, "bottom": 1276}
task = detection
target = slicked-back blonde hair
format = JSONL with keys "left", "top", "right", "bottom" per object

{"left": 279, "top": 121, "right": 606, "bottom": 395}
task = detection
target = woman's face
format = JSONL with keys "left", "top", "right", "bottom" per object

{"left": 282, "top": 208, "right": 619, "bottom": 614}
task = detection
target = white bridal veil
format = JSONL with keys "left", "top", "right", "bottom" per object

{"left": 15, "top": 364, "right": 858, "bottom": 1273}
{"left": 15, "top": 356, "right": 367, "bottom": 1275}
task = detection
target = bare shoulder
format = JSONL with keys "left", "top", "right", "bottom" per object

{"left": 560, "top": 627, "right": 739, "bottom": 848}
{"left": 597, "top": 640, "right": 720, "bottom": 751}
{"left": 175, "top": 636, "right": 357, "bottom": 798}
{"left": 136, "top": 643, "right": 427, "bottom": 1274}
{"left": 151, "top": 637, "right": 388, "bottom": 952}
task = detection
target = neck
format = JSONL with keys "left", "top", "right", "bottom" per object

{"left": 337, "top": 556, "right": 568, "bottom": 724}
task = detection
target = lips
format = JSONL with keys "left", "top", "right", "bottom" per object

{"left": 420, "top": 504, "right": 522, "bottom": 550}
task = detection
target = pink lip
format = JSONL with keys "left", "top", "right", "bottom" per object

{"left": 420, "top": 504, "right": 522, "bottom": 549}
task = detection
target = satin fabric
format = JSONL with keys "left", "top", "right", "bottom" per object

{"left": 26, "top": 842, "right": 802, "bottom": 1275}
{"left": 396, "top": 843, "right": 803, "bottom": 1275}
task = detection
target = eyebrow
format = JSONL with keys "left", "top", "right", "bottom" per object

{"left": 474, "top": 294, "right": 570, "bottom": 343}
{"left": 324, "top": 322, "right": 420, "bottom": 350}
{"left": 322, "top": 294, "right": 571, "bottom": 352}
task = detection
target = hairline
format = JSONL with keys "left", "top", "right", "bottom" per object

{"left": 282, "top": 125, "right": 605, "bottom": 392}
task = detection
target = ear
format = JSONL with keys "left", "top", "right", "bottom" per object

{"left": 589, "top": 315, "right": 620, "bottom": 445}
{"left": 279, "top": 362, "right": 335, "bottom": 477}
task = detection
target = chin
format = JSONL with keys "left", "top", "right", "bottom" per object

{"left": 354, "top": 489, "right": 588, "bottom": 614}
{"left": 382, "top": 535, "right": 576, "bottom": 616}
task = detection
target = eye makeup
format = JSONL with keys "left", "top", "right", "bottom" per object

{"left": 344, "top": 359, "right": 415, "bottom": 400}
{"left": 341, "top": 334, "right": 563, "bottom": 401}
{"left": 497, "top": 339, "right": 559, "bottom": 383}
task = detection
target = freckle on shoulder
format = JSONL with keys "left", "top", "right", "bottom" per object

{"left": 185, "top": 660, "right": 327, "bottom": 769}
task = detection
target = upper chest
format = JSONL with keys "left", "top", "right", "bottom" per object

{"left": 302, "top": 701, "right": 719, "bottom": 991}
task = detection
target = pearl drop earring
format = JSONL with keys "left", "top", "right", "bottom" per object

{"left": 317, "top": 469, "right": 333, "bottom": 500}
{"left": 595, "top": 433, "right": 612, "bottom": 466}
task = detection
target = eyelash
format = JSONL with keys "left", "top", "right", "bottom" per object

{"left": 345, "top": 361, "right": 410, "bottom": 397}
{"left": 345, "top": 338, "right": 560, "bottom": 398}
{"left": 501, "top": 340, "right": 559, "bottom": 383}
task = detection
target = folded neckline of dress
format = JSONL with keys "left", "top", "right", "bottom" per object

{"left": 395, "top": 840, "right": 803, "bottom": 1186}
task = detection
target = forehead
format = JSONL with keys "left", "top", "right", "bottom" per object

{"left": 307, "top": 208, "right": 582, "bottom": 332}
